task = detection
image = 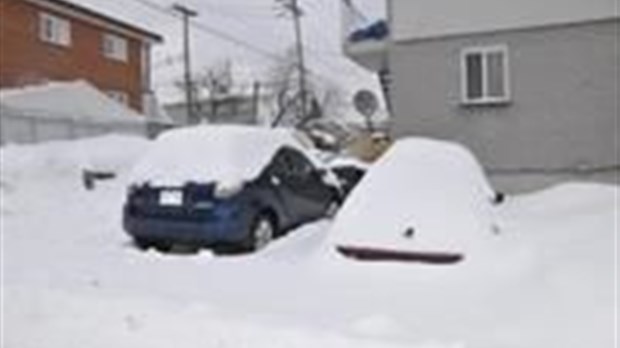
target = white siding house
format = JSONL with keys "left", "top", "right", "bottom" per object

{"left": 343, "top": 0, "right": 619, "bottom": 192}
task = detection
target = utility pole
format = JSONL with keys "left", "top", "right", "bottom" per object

{"left": 172, "top": 3, "right": 198, "bottom": 124}
{"left": 277, "top": 0, "right": 308, "bottom": 124}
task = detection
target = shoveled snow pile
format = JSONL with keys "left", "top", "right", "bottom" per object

{"left": 330, "top": 138, "right": 498, "bottom": 255}
{"left": 130, "top": 125, "right": 318, "bottom": 187}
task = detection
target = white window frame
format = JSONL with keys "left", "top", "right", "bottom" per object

{"left": 460, "top": 45, "right": 511, "bottom": 105}
{"left": 106, "top": 90, "right": 129, "bottom": 106}
{"left": 102, "top": 33, "right": 128, "bottom": 62}
{"left": 39, "top": 12, "right": 71, "bottom": 47}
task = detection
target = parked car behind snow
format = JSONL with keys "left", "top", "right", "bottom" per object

{"left": 123, "top": 126, "right": 341, "bottom": 253}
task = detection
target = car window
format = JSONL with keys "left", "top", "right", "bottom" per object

{"left": 286, "top": 148, "right": 315, "bottom": 178}
{"left": 270, "top": 147, "right": 315, "bottom": 179}
{"left": 270, "top": 149, "right": 291, "bottom": 177}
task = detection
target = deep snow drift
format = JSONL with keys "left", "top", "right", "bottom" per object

{"left": 1, "top": 135, "right": 617, "bottom": 348}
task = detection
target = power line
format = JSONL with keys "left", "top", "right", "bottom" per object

{"left": 191, "top": 21, "right": 284, "bottom": 62}
{"left": 199, "top": 2, "right": 275, "bottom": 20}
{"left": 136, "top": 0, "right": 349, "bottom": 66}
{"left": 131, "top": 0, "right": 286, "bottom": 62}
{"left": 131, "top": 0, "right": 349, "bottom": 91}
{"left": 132, "top": 0, "right": 177, "bottom": 16}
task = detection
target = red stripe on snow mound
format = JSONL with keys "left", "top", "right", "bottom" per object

{"left": 336, "top": 245, "right": 464, "bottom": 264}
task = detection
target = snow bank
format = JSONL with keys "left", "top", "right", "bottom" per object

{"left": 0, "top": 135, "right": 150, "bottom": 188}
{"left": 329, "top": 138, "right": 497, "bottom": 255}
{"left": 130, "top": 125, "right": 317, "bottom": 187}
{"left": 1, "top": 131, "right": 615, "bottom": 348}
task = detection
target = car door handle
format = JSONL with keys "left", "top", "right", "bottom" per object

{"left": 271, "top": 176, "right": 282, "bottom": 186}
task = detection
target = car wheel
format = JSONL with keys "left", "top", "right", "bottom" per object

{"left": 245, "top": 214, "right": 275, "bottom": 252}
{"left": 133, "top": 238, "right": 152, "bottom": 251}
{"left": 153, "top": 242, "right": 172, "bottom": 253}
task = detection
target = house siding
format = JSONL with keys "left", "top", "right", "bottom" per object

{"left": 389, "top": 19, "right": 619, "bottom": 191}
{"left": 0, "top": 0, "right": 148, "bottom": 112}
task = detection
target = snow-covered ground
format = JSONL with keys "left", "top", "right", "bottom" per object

{"left": 1, "top": 136, "right": 617, "bottom": 348}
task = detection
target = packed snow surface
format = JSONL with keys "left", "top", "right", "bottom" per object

{"left": 330, "top": 138, "right": 498, "bottom": 254}
{"left": 1, "top": 136, "right": 616, "bottom": 348}
{"left": 130, "top": 125, "right": 317, "bottom": 187}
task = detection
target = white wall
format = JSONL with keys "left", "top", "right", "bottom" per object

{"left": 391, "top": 0, "right": 618, "bottom": 41}
{"left": 388, "top": 20, "right": 620, "bottom": 192}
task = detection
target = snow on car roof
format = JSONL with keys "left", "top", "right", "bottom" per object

{"left": 129, "top": 125, "right": 314, "bottom": 187}
{"left": 329, "top": 137, "right": 497, "bottom": 255}
{"left": 327, "top": 156, "right": 371, "bottom": 170}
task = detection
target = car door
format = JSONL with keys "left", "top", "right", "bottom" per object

{"left": 284, "top": 148, "right": 335, "bottom": 220}
{"left": 264, "top": 148, "right": 306, "bottom": 225}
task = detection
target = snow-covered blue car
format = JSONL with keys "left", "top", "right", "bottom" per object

{"left": 123, "top": 126, "right": 341, "bottom": 253}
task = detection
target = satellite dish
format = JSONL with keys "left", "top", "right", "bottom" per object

{"left": 353, "top": 89, "right": 379, "bottom": 118}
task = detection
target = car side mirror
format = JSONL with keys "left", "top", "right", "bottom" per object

{"left": 314, "top": 168, "right": 328, "bottom": 179}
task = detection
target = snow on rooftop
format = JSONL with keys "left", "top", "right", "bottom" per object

{"left": 130, "top": 125, "right": 315, "bottom": 187}
{"left": 0, "top": 80, "right": 144, "bottom": 123}
{"left": 329, "top": 138, "right": 497, "bottom": 255}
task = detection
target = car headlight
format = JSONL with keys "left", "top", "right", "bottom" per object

{"left": 214, "top": 181, "right": 244, "bottom": 199}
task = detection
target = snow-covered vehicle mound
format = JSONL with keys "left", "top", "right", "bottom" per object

{"left": 329, "top": 138, "right": 498, "bottom": 263}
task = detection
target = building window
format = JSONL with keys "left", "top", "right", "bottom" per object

{"left": 460, "top": 45, "right": 510, "bottom": 105}
{"left": 39, "top": 12, "right": 71, "bottom": 47}
{"left": 106, "top": 90, "right": 129, "bottom": 105}
{"left": 102, "top": 33, "right": 128, "bottom": 62}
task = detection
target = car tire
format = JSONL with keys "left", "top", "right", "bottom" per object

{"left": 244, "top": 213, "right": 275, "bottom": 252}
{"left": 153, "top": 242, "right": 172, "bottom": 253}
{"left": 133, "top": 238, "right": 152, "bottom": 251}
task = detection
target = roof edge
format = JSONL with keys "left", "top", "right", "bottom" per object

{"left": 25, "top": 0, "right": 163, "bottom": 43}
{"left": 393, "top": 16, "right": 619, "bottom": 44}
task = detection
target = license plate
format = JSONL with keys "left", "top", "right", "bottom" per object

{"left": 159, "top": 190, "right": 183, "bottom": 206}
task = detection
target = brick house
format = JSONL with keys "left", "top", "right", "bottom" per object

{"left": 0, "top": 0, "right": 163, "bottom": 113}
